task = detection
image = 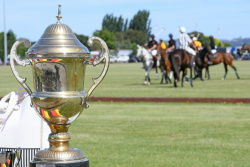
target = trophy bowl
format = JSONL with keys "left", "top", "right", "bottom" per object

{"left": 9, "top": 5, "right": 110, "bottom": 166}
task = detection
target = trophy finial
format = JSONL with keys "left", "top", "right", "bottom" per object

{"left": 56, "top": 4, "right": 62, "bottom": 23}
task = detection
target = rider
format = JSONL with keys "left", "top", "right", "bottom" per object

{"left": 145, "top": 34, "right": 158, "bottom": 56}
{"left": 159, "top": 38, "right": 167, "bottom": 50}
{"left": 193, "top": 37, "right": 212, "bottom": 65}
{"left": 166, "top": 33, "right": 176, "bottom": 52}
{"left": 192, "top": 37, "right": 202, "bottom": 51}
{"left": 178, "top": 27, "right": 196, "bottom": 66}
{"left": 209, "top": 35, "right": 217, "bottom": 54}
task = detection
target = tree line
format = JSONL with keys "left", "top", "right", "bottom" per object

{"left": 0, "top": 10, "right": 231, "bottom": 62}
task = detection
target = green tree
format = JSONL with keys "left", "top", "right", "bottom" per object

{"left": 129, "top": 10, "right": 151, "bottom": 39}
{"left": 0, "top": 32, "right": 4, "bottom": 61}
{"left": 123, "top": 19, "right": 128, "bottom": 33}
{"left": 102, "top": 14, "right": 125, "bottom": 33}
{"left": 74, "top": 33, "right": 92, "bottom": 51}
{"left": 124, "top": 29, "right": 147, "bottom": 46}
{"left": 93, "top": 28, "right": 117, "bottom": 50}
{"left": 0, "top": 30, "right": 17, "bottom": 61}
{"left": 114, "top": 32, "right": 124, "bottom": 50}
{"left": 74, "top": 33, "right": 89, "bottom": 46}
{"left": 223, "top": 42, "right": 231, "bottom": 47}
{"left": 188, "top": 31, "right": 209, "bottom": 46}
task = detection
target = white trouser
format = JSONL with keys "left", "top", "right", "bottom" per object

{"left": 150, "top": 49, "right": 157, "bottom": 56}
{"left": 180, "top": 46, "right": 196, "bottom": 56}
{"left": 211, "top": 49, "right": 217, "bottom": 54}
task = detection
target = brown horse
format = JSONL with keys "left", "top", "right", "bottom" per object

{"left": 193, "top": 46, "right": 213, "bottom": 81}
{"left": 156, "top": 44, "right": 172, "bottom": 84}
{"left": 204, "top": 52, "right": 240, "bottom": 79}
{"left": 239, "top": 43, "right": 250, "bottom": 55}
{"left": 169, "top": 49, "right": 193, "bottom": 87}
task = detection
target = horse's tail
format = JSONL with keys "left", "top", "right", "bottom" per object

{"left": 169, "top": 52, "right": 180, "bottom": 81}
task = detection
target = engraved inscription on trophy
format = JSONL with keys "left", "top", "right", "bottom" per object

{"left": 35, "top": 62, "right": 67, "bottom": 92}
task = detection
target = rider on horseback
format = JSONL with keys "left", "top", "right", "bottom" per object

{"left": 192, "top": 37, "right": 202, "bottom": 51}
{"left": 178, "top": 27, "right": 196, "bottom": 66}
{"left": 166, "top": 33, "right": 176, "bottom": 52}
{"left": 145, "top": 34, "right": 158, "bottom": 56}
{"left": 209, "top": 35, "right": 217, "bottom": 54}
{"left": 159, "top": 38, "right": 167, "bottom": 50}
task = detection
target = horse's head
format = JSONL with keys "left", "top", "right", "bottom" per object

{"left": 200, "top": 45, "right": 212, "bottom": 58}
{"left": 239, "top": 43, "right": 248, "bottom": 55}
{"left": 136, "top": 45, "right": 144, "bottom": 60}
{"left": 204, "top": 45, "right": 212, "bottom": 55}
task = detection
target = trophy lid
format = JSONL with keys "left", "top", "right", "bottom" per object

{"left": 27, "top": 5, "right": 90, "bottom": 58}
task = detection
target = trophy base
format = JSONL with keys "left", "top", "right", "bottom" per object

{"left": 30, "top": 159, "right": 89, "bottom": 167}
{"left": 33, "top": 147, "right": 85, "bottom": 162}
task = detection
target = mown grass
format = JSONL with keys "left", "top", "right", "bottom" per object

{"left": 1, "top": 61, "right": 250, "bottom": 166}
{"left": 0, "top": 60, "right": 249, "bottom": 98}
{"left": 70, "top": 102, "right": 250, "bottom": 167}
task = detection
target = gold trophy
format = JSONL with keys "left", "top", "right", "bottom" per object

{"left": 9, "top": 5, "right": 109, "bottom": 167}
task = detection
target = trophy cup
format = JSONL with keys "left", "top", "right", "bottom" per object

{"left": 9, "top": 5, "right": 110, "bottom": 167}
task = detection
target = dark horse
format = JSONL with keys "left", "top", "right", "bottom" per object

{"left": 204, "top": 52, "right": 240, "bottom": 79}
{"left": 239, "top": 43, "right": 250, "bottom": 55}
{"left": 193, "top": 46, "right": 213, "bottom": 81}
{"left": 156, "top": 44, "right": 172, "bottom": 84}
{"left": 169, "top": 49, "right": 193, "bottom": 87}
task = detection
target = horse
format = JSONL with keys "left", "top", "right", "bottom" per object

{"left": 156, "top": 44, "right": 172, "bottom": 84}
{"left": 204, "top": 52, "right": 240, "bottom": 80}
{"left": 152, "top": 51, "right": 162, "bottom": 80}
{"left": 193, "top": 46, "right": 213, "bottom": 81}
{"left": 169, "top": 49, "right": 194, "bottom": 87}
{"left": 136, "top": 45, "right": 154, "bottom": 84}
{"left": 239, "top": 43, "right": 250, "bottom": 55}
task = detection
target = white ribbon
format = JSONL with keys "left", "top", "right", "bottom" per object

{"left": 0, "top": 92, "right": 19, "bottom": 131}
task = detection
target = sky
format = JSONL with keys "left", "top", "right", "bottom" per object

{"left": 0, "top": 0, "right": 249, "bottom": 42}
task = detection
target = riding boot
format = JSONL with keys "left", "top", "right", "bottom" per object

{"left": 207, "top": 56, "right": 213, "bottom": 65}
{"left": 190, "top": 55, "right": 195, "bottom": 67}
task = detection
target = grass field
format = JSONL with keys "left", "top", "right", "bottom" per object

{"left": 0, "top": 60, "right": 249, "bottom": 98}
{"left": 1, "top": 61, "right": 250, "bottom": 166}
{"left": 71, "top": 102, "right": 250, "bottom": 167}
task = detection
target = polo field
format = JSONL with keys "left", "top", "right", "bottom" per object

{"left": 0, "top": 60, "right": 249, "bottom": 166}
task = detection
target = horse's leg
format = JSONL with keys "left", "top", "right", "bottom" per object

{"left": 160, "top": 65, "right": 165, "bottom": 84}
{"left": 229, "top": 63, "right": 240, "bottom": 79}
{"left": 184, "top": 68, "right": 189, "bottom": 82}
{"left": 181, "top": 70, "right": 185, "bottom": 87}
{"left": 147, "top": 62, "right": 154, "bottom": 84}
{"left": 200, "top": 68, "right": 204, "bottom": 81}
{"left": 169, "top": 70, "right": 173, "bottom": 79}
{"left": 223, "top": 63, "right": 228, "bottom": 79}
{"left": 190, "top": 67, "right": 193, "bottom": 87}
{"left": 205, "top": 67, "right": 207, "bottom": 78}
{"left": 166, "top": 69, "right": 171, "bottom": 84}
{"left": 174, "top": 72, "right": 178, "bottom": 87}
{"left": 155, "top": 66, "right": 158, "bottom": 80}
{"left": 206, "top": 66, "right": 210, "bottom": 79}
{"left": 193, "top": 67, "right": 199, "bottom": 80}
{"left": 144, "top": 71, "right": 148, "bottom": 85}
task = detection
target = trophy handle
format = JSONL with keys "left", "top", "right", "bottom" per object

{"left": 84, "top": 36, "right": 110, "bottom": 108}
{"left": 9, "top": 38, "right": 32, "bottom": 95}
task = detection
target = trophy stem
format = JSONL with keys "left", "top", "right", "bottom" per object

{"left": 49, "top": 132, "right": 71, "bottom": 152}
{"left": 48, "top": 124, "right": 71, "bottom": 151}
{"left": 32, "top": 124, "right": 86, "bottom": 163}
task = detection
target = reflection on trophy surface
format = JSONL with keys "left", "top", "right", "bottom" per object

{"left": 9, "top": 5, "right": 110, "bottom": 167}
